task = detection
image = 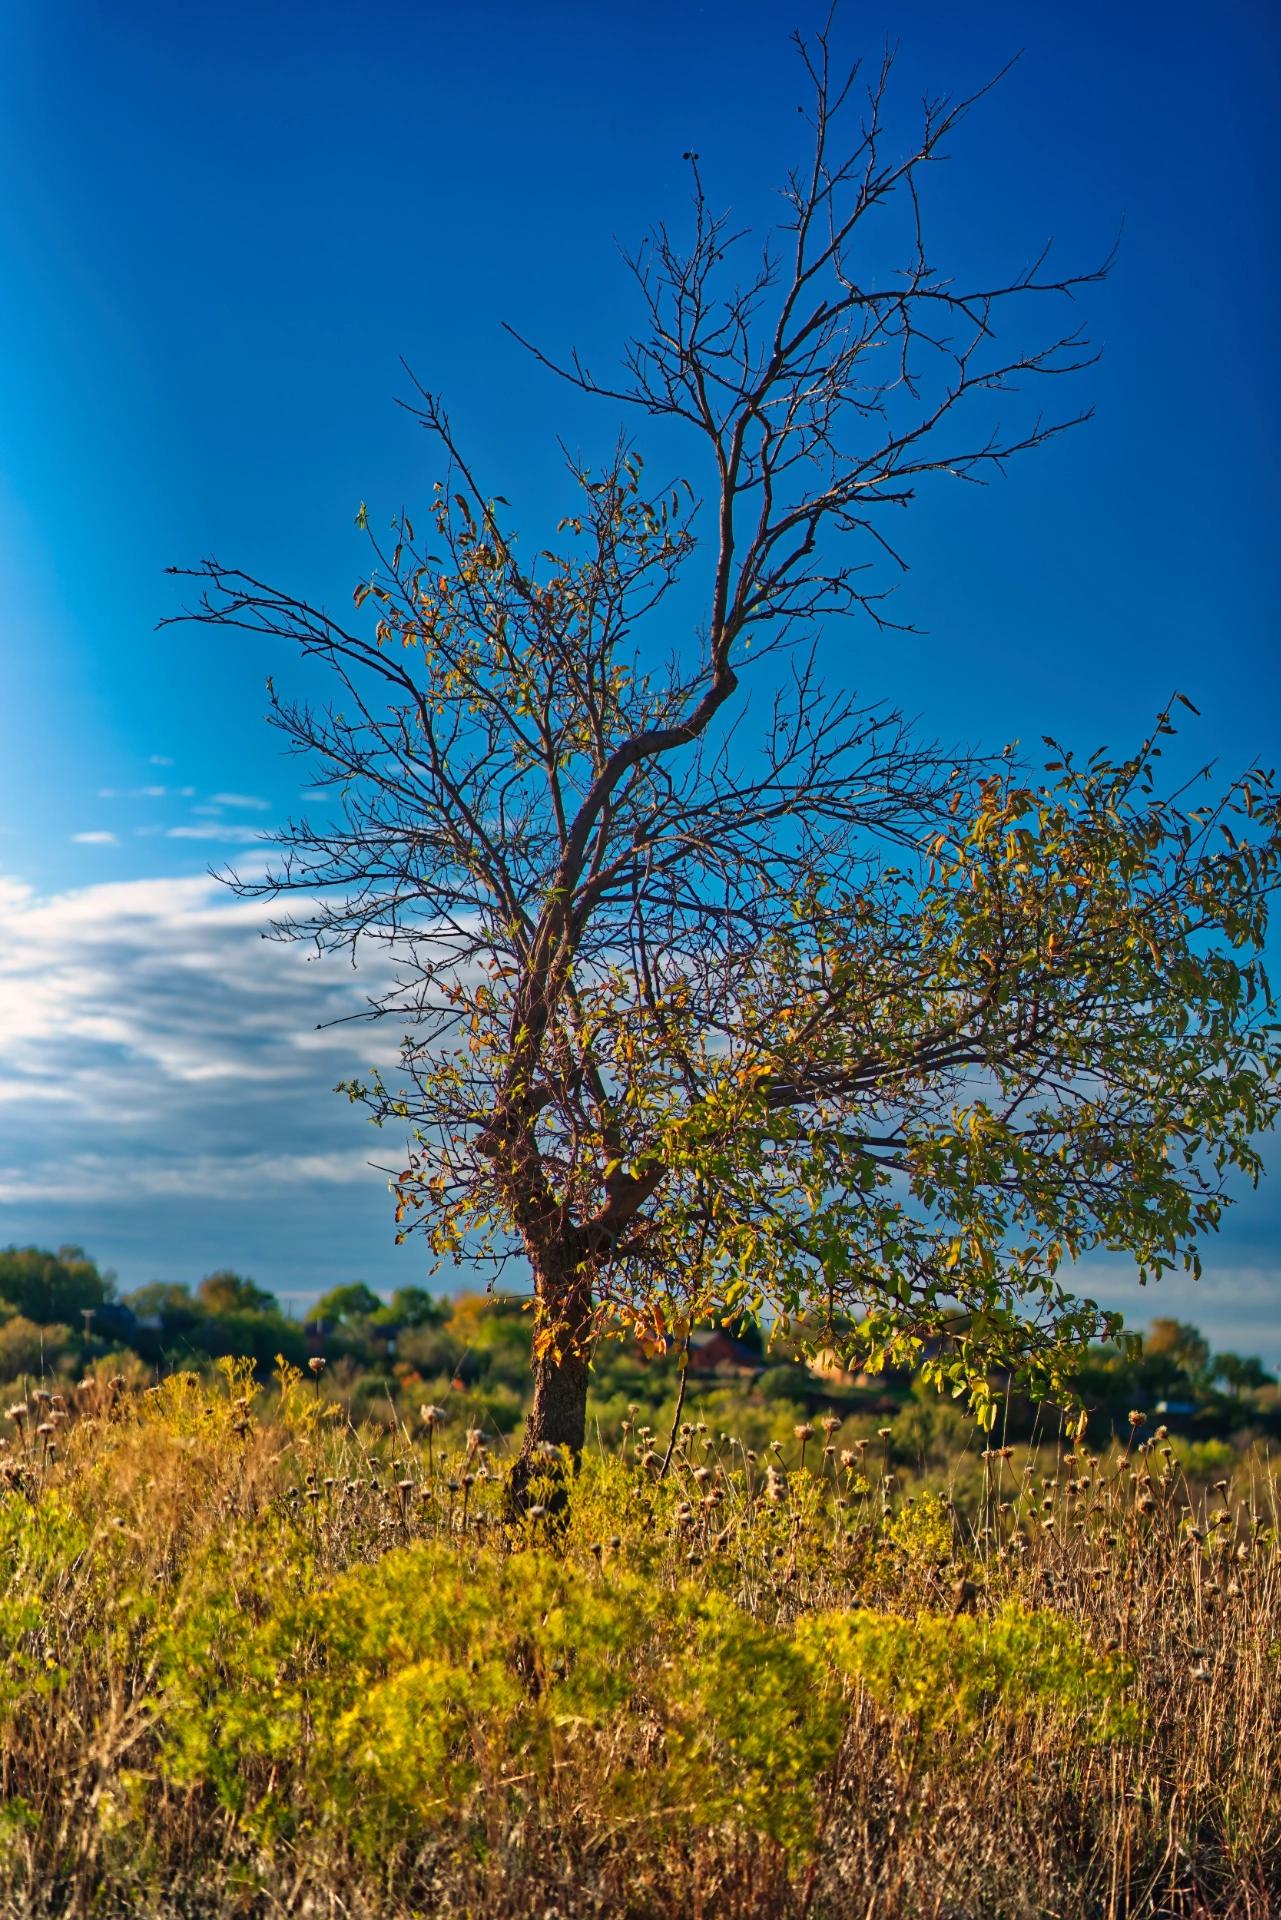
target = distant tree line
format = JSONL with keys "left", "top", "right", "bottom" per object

{"left": 0, "top": 1244, "right": 449, "bottom": 1379}
{"left": 0, "top": 1247, "right": 1274, "bottom": 1445}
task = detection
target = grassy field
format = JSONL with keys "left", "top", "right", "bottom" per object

{"left": 1, "top": 1361, "right": 1279, "bottom": 1919}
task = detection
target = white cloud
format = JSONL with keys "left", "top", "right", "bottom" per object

{"left": 149, "top": 755, "right": 175, "bottom": 768}
{"left": 0, "top": 870, "right": 399, "bottom": 1224}
{"left": 72, "top": 830, "right": 118, "bottom": 846}
{"left": 1071, "top": 1258, "right": 1281, "bottom": 1367}
{"left": 0, "top": 1147, "right": 378, "bottom": 1206}
{"left": 97, "top": 783, "right": 190, "bottom": 801}
{"left": 211, "top": 792, "right": 271, "bottom": 811}
{"left": 164, "top": 825, "right": 271, "bottom": 843}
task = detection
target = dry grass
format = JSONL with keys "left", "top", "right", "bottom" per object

{"left": 0, "top": 1364, "right": 1278, "bottom": 1919}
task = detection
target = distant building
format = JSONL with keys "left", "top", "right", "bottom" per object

{"left": 687, "top": 1328, "right": 764, "bottom": 1377}
{"left": 93, "top": 1302, "right": 140, "bottom": 1339}
{"left": 301, "top": 1317, "right": 332, "bottom": 1356}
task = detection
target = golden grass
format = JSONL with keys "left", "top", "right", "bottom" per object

{"left": 0, "top": 1363, "right": 1277, "bottom": 1919}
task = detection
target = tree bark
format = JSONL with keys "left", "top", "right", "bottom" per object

{"left": 506, "top": 1249, "right": 592, "bottom": 1515}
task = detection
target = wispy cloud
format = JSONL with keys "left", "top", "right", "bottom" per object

{"left": 149, "top": 755, "right": 175, "bottom": 768}
{"left": 0, "top": 870, "right": 397, "bottom": 1211}
{"left": 0, "top": 1147, "right": 378, "bottom": 1206}
{"left": 211, "top": 792, "right": 270, "bottom": 811}
{"left": 98, "top": 784, "right": 179, "bottom": 800}
{"left": 72, "top": 830, "right": 118, "bottom": 846}
{"left": 163, "top": 824, "right": 271, "bottom": 843}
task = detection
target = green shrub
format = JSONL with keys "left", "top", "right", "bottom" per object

{"left": 0, "top": 1316, "right": 73, "bottom": 1382}
{"left": 155, "top": 1538, "right": 835, "bottom": 1854}
{"left": 757, "top": 1363, "right": 811, "bottom": 1404}
{"left": 1168, "top": 1436, "right": 1238, "bottom": 1478}
{"left": 804, "top": 1602, "right": 1137, "bottom": 1747}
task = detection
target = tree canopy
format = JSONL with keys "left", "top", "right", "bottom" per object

{"left": 170, "top": 25, "right": 1281, "bottom": 1468}
{"left": 310, "top": 1282, "right": 384, "bottom": 1325}
{"left": 0, "top": 1245, "right": 110, "bottom": 1326}
{"left": 196, "top": 1271, "right": 278, "bottom": 1316}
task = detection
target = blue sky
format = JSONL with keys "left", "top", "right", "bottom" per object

{"left": 0, "top": 1, "right": 1277, "bottom": 1352}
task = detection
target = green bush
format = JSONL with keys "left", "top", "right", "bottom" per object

{"left": 0, "top": 1316, "right": 74, "bottom": 1382}
{"left": 804, "top": 1602, "right": 1137, "bottom": 1746}
{"left": 155, "top": 1541, "right": 837, "bottom": 1854}
{"left": 1168, "top": 1435, "right": 1238, "bottom": 1478}
{"left": 757, "top": 1363, "right": 811, "bottom": 1403}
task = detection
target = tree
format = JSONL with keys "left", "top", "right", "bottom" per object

{"left": 1211, "top": 1351, "right": 1273, "bottom": 1397}
{"left": 196, "top": 1271, "right": 278, "bottom": 1316}
{"left": 124, "top": 1281, "right": 203, "bottom": 1329}
{"left": 170, "top": 27, "right": 1281, "bottom": 1494}
{"left": 371, "top": 1286, "right": 448, "bottom": 1329}
{"left": 0, "top": 1246, "right": 109, "bottom": 1326}
{"left": 310, "top": 1281, "right": 384, "bottom": 1324}
{"left": 1143, "top": 1318, "right": 1213, "bottom": 1395}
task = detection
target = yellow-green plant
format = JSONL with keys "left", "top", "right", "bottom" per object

{"left": 805, "top": 1602, "right": 1137, "bottom": 1750}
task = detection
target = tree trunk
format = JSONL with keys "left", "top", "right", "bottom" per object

{"left": 507, "top": 1249, "right": 592, "bottom": 1515}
